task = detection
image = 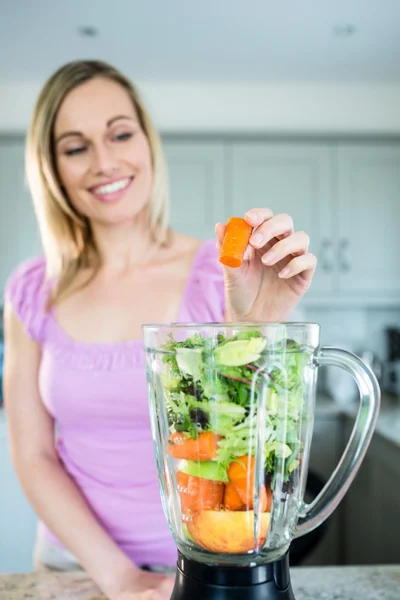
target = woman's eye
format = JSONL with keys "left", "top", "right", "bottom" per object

{"left": 114, "top": 132, "right": 133, "bottom": 142}
{"left": 65, "top": 146, "right": 87, "bottom": 156}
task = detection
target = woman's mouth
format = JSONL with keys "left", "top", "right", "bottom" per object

{"left": 89, "top": 176, "right": 134, "bottom": 203}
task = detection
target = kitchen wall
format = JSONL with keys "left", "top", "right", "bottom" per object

{"left": 310, "top": 306, "right": 400, "bottom": 358}
{"left": 1, "top": 80, "right": 400, "bottom": 134}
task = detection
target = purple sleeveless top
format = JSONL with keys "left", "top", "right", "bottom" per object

{"left": 4, "top": 239, "right": 225, "bottom": 567}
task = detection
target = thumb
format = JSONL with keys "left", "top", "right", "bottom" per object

{"left": 215, "top": 222, "right": 226, "bottom": 253}
{"left": 153, "top": 577, "right": 175, "bottom": 599}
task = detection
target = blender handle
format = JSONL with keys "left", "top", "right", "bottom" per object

{"left": 294, "top": 346, "right": 381, "bottom": 538}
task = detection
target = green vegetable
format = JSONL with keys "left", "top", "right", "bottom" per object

{"left": 177, "top": 459, "right": 229, "bottom": 483}
{"left": 214, "top": 337, "right": 267, "bottom": 367}
{"left": 176, "top": 348, "right": 203, "bottom": 381}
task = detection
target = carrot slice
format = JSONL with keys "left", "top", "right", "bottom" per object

{"left": 176, "top": 470, "right": 191, "bottom": 493}
{"left": 176, "top": 471, "right": 192, "bottom": 516}
{"left": 227, "top": 455, "right": 271, "bottom": 511}
{"left": 219, "top": 217, "right": 253, "bottom": 268}
{"left": 228, "top": 455, "right": 255, "bottom": 487}
{"left": 188, "top": 476, "right": 224, "bottom": 511}
{"left": 259, "top": 485, "right": 273, "bottom": 513}
{"left": 167, "top": 431, "right": 222, "bottom": 461}
{"left": 224, "top": 482, "right": 245, "bottom": 511}
{"left": 178, "top": 474, "right": 224, "bottom": 515}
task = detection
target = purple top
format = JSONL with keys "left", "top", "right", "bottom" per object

{"left": 4, "top": 239, "right": 225, "bottom": 567}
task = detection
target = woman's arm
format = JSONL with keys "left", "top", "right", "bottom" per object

{"left": 3, "top": 302, "right": 162, "bottom": 599}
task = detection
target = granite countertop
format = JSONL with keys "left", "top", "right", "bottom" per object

{"left": 1, "top": 565, "right": 400, "bottom": 599}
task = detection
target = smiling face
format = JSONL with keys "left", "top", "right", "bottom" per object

{"left": 53, "top": 77, "right": 153, "bottom": 226}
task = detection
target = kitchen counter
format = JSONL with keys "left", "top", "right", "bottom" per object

{"left": 1, "top": 565, "right": 400, "bottom": 599}
{"left": 318, "top": 392, "right": 400, "bottom": 449}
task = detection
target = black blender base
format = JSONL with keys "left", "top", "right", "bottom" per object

{"left": 171, "top": 552, "right": 295, "bottom": 600}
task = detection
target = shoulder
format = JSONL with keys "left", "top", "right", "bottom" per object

{"left": 5, "top": 256, "right": 46, "bottom": 289}
{"left": 3, "top": 256, "right": 49, "bottom": 342}
{"left": 166, "top": 231, "right": 221, "bottom": 274}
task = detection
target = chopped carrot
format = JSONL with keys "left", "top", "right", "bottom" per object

{"left": 178, "top": 474, "right": 224, "bottom": 515}
{"left": 188, "top": 476, "right": 224, "bottom": 511}
{"left": 167, "top": 431, "right": 222, "bottom": 461}
{"left": 228, "top": 455, "right": 255, "bottom": 487}
{"left": 219, "top": 217, "right": 253, "bottom": 268}
{"left": 176, "top": 471, "right": 190, "bottom": 493}
{"left": 224, "top": 482, "right": 245, "bottom": 511}
{"left": 259, "top": 485, "right": 273, "bottom": 513}
{"left": 227, "top": 455, "right": 271, "bottom": 512}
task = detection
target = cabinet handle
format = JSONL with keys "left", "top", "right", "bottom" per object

{"left": 320, "top": 239, "right": 333, "bottom": 273}
{"left": 339, "top": 238, "right": 351, "bottom": 272}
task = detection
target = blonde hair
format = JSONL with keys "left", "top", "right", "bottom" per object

{"left": 26, "top": 59, "right": 169, "bottom": 305}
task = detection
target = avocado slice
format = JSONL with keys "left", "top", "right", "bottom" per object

{"left": 214, "top": 337, "right": 267, "bottom": 367}
{"left": 176, "top": 348, "right": 203, "bottom": 381}
{"left": 177, "top": 459, "right": 228, "bottom": 483}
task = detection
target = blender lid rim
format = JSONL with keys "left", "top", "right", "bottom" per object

{"left": 141, "top": 321, "right": 320, "bottom": 329}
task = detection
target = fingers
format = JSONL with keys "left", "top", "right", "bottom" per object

{"left": 216, "top": 209, "right": 275, "bottom": 250}
{"left": 249, "top": 213, "right": 294, "bottom": 249}
{"left": 215, "top": 222, "right": 226, "bottom": 252}
{"left": 244, "top": 208, "right": 274, "bottom": 227}
{"left": 140, "top": 577, "right": 174, "bottom": 600}
{"left": 261, "top": 231, "right": 310, "bottom": 265}
{"left": 277, "top": 253, "right": 317, "bottom": 281}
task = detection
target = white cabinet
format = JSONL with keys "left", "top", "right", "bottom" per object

{"left": 230, "top": 143, "right": 334, "bottom": 295}
{"left": 0, "top": 415, "right": 38, "bottom": 572}
{"left": 162, "top": 140, "right": 227, "bottom": 240}
{"left": 229, "top": 141, "right": 400, "bottom": 304}
{"left": 337, "top": 144, "right": 400, "bottom": 298}
{"left": 0, "top": 138, "right": 41, "bottom": 294}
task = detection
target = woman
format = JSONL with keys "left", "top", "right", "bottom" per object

{"left": 2, "top": 60, "right": 316, "bottom": 600}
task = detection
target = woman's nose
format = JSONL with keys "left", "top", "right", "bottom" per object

{"left": 91, "top": 143, "right": 119, "bottom": 176}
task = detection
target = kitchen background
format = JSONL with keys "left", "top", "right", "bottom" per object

{"left": 1, "top": 0, "right": 400, "bottom": 574}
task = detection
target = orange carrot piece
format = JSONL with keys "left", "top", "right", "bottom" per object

{"left": 176, "top": 471, "right": 197, "bottom": 517}
{"left": 176, "top": 471, "right": 191, "bottom": 493}
{"left": 227, "top": 455, "right": 271, "bottom": 512}
{"left": 224, "top": 482, "right": 245, "bottom": 511}
{"left": 178, "top": 474, "right": 224, "bottom": 516}
{"left": 228, "top": 455, "right": 255, "bottom": 485}
{"left": 167, "top": 431, "right": 222, "bottom": 461}
{"left": 228, "top": 455, "right": 255, "bottom": 506}
{"left": 188, "top": 476, "right": 224, "bottom": 512}
{"left": 219, "top": 217, "right": 253, "bottom": 268}
{"left": 259, "top": 485, "right": 273, "bottom": 513}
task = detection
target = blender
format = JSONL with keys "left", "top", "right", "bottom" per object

{"left": 143, "top": 322, "right": 380, "bottom": 600}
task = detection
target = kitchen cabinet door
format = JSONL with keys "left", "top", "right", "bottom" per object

{"left": 337, "top": 144, "right": 400, "bottom": 300}
{"left": 0, "top": 138, "right": 41, "bottom": 295}
{"left": 0, "top": 416, "right": 38, "bottom": 572}
{"left": 343, "top": 419, "right": 400, "bottom": 565}
{"left": 300, "top": 412, "right": 343, "bottom": 566}
{"left": 230, "top": 142, "right": 335, "bottom": 295}
{"left": 162, "top": 140, "right": 227, "bottom": 240}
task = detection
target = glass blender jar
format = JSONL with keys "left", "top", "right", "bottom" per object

{"left": 143, "top": 322, "right": 380, "bottom": 600}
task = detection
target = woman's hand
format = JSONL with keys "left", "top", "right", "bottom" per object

{"left": 216, "top": 208, "right": 317, "bottom": 322}
{"left": 114, "top": 569, "right": 174, "bottom": 600}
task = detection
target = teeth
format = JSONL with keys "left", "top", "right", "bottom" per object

{"left": 94, "top": 178, "right": 131, "bottom": 195}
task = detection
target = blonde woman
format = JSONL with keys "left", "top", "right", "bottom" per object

{"left": 3, "top": 60, "right": 316, "bottom": 600}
